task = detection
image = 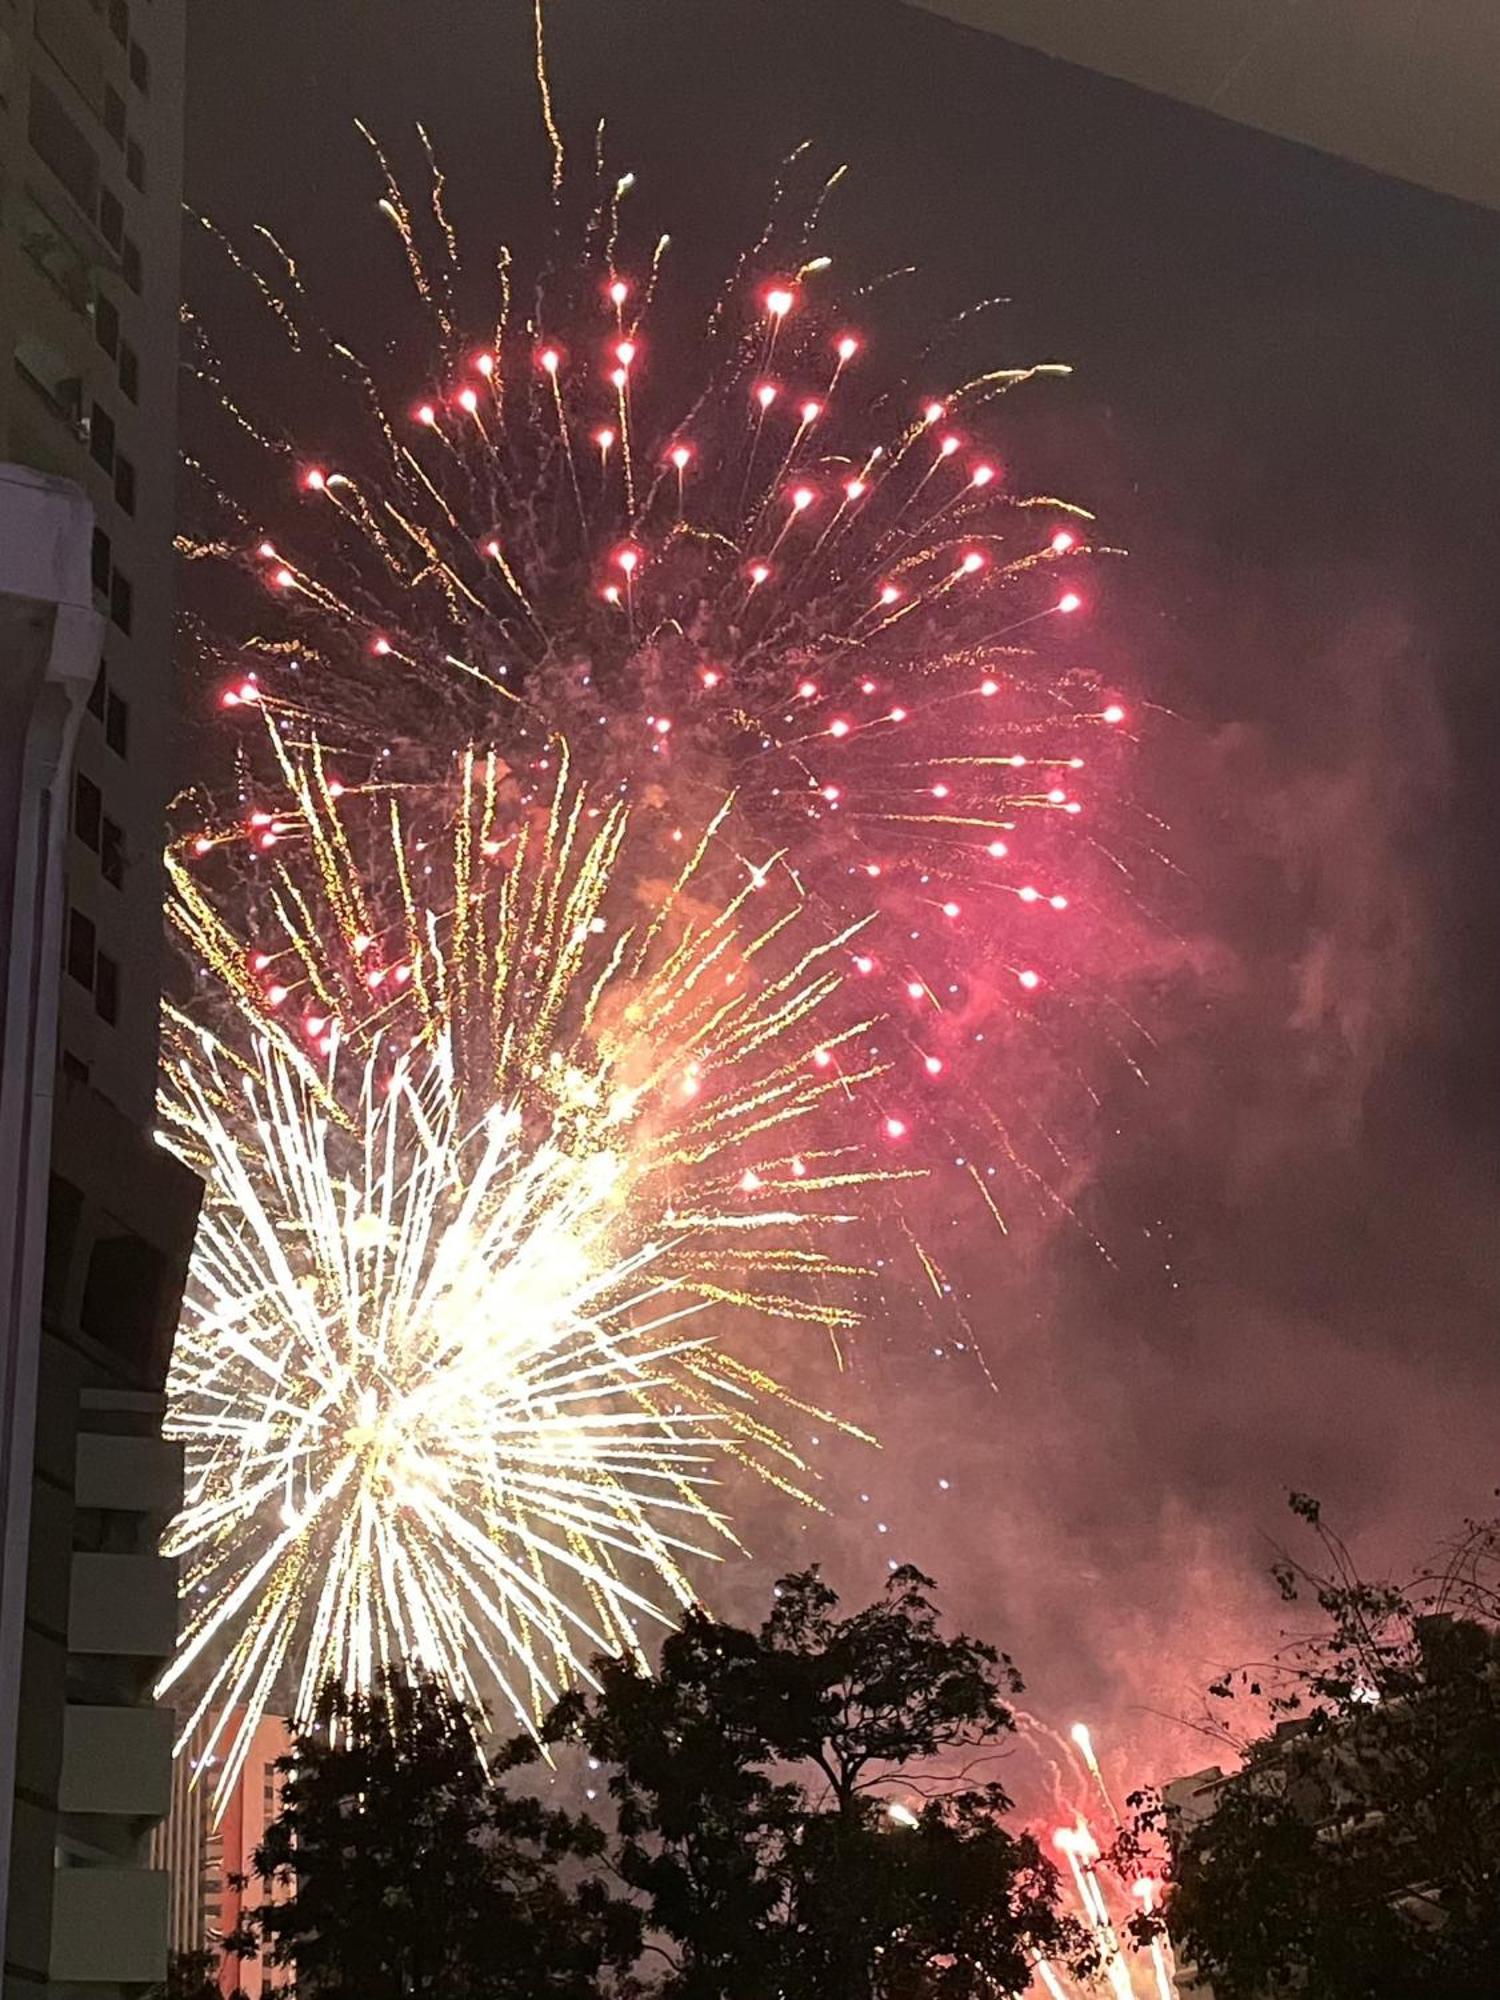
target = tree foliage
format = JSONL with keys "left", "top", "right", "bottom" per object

{"left": 228, "top": 1674, "right": 640, "bottom": 2000}
{"left": 147, "top": 1948, "right": 241, "bottom": 2000}
{"left": 546, "top": 1564, "right": 1075, "bottom": 2000}
{"left": 1142, "top": 1498, "right": 1500, "bottom": 1998}
{"left": 231, "top": 1570, "right": 1076, "bottom": 2000}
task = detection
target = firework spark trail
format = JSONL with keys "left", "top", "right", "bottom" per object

{"left": 161, "top": 727, "right": 902, "bottom": 1809}
{"left": 1008, "top": 1717, "right": 1180, "bottom": 1998}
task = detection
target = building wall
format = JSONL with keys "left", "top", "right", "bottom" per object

{"left": 0, "top": 0, "right": 186, "bottom": 1128}
{"left": 0, "top": 3, "right": 192, "bottom": 1996}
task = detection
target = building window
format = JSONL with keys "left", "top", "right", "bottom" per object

{"left": 73, "top": 771, "right": 103, "bottom": 851}
{"left": 17, "top": 190, "right": 92, "bottom": 315}
{"left": 105, "top": 687, "right": 129, "bottom": 757}
{"left": 97, "top": 184, "right": 124, "bottom": 252}
{"left": 94, "top": 951, "right": 119, "bottom": 1025}
{"left": 126, "top": 137, "right": 145, "bottom": 191}
{"left": 113, "top": 452, "right": 136, "bottom": 515}
{"left": 61, "top": 1051, "right": 90, "bottom": 1088}
{"left": 118, "top": 340, "right": 139, "bottom": 401}
{"left": 66, "top": 907, "right": 96, "bottom": 988}
{"left": 43, "top": 1173, "right": 86, "bottom": 1324}
{"left": 87, "top": 662, "right": 106, "bottom": 720}
{"left": 128, "top": 39, "right": 149, "bottom": 94}
{"left": 108, "top": 0, "right": 128, "bottom": 48}
{"left": 89, "top": 401, "right": 116, "bottom": 473}
{"left": 28, "top": 78, "right": 100, "bottom": 226}
{"left": 121, "top": 234, "right": 141, "bottom": 293}
{"left": 81, "top": 1227, "right": 169, "bottom": 1352}
{"left": 108, "top": 568, "right": 131, "bottom": 635}
{"left": 14, "top": 331, "right": 85, "bottom": 430}
{"left": 90, "top": 525, "right": 112, "bottom": 596}
{"left": 101, "top": 817, "right": 125, "bottom": 889}
{"left": 103, "top": 84, "right": 126, "bottom": 148}
{"left": 94, "top": 289, "right": 120, "bottom": 359}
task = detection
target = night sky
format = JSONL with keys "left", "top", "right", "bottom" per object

{"left": 184, "top": 0, "right": 1500, "bottom": 1787}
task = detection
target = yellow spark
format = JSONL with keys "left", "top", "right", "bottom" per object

{"left": 159, "top": 725, "right": 898, "bottom": 1810}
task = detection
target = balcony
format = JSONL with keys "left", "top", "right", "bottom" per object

{"left": 67, "top": 1552, "right": 178, "bottom": 1657}
{"left": 75, "top": 1430, "right": 183, "bottom": 1517}
{"left": 49, "top": 1866, "right": 170, "bottom": 1983}
{"left": 60, "top": 1703, "right": 174, "bottom": 1817}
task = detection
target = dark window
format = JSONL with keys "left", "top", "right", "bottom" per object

{"left": 87, "top": 663, "right": 106, "bottom": 719}
{"left": 94, "top": 290, "right": 120, "bottom": 359}
{"left": 108, "top": 0, "right": 128, "bottom": 47}
{"left": 90, "top": 526, "right": 112, "bottom": 596}
{"left": 127, "top": 40, "right": 148, "bottom": 93}
{"left": 59, "top": 1053, "right": 90, "bottom": 1088}
{"left": 73, "top": 771, "right": 103, "bottom": 850}
{"left": 113, "top": 453, "right": 135, "bottom": 515}
{"left": 89, "top": 401, "right": 115, "bottom": 473}
{"left": 107, "top": 569, "right": 131, "bottom": 635}
{"left": 126, "top": 138, "right": 145, "bottom": 191}
{"left": 93, "top": 951, "right": 119, "bottom": 1024}
{"left": 100, "top": 817, "right": 125, "bottom": 888}
{"left": 80, "top": 1229, "right": 170, "bottom": 1357}
{"left": 28, "top": 79, "right": 100, "bottom": 224}
{"left": 103, "top": 85, "right": 126, "bottom": 148}
{"left": 43, "top": 1173, "right": 86, "bottom": 1323}
{"left": 120, "top": 235, "right": 141, "bottom": 293}
{"left": 66, "top": 907, "right": 96, "bottom": 988}
{"left": 104, "top": 688, "right": 128, "bottom": 756}
{"left": 118, "top": 341, "right": 138, "bottom": 401}
{"left": 97, "top": 185, "right": 124, "bottom": 252}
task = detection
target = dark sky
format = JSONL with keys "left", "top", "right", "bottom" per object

{"left": 185, "top": 0, "right": 1500, "bottom": 1789}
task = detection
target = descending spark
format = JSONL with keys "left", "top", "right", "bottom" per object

{"left": 159, "top": 728, "right": 897, "bottom": 1811}
{"left": 1028, "top": 1725, "right": 1179, "bottom": 1999}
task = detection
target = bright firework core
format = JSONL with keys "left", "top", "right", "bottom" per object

{"left": 159, "top": 735, "right": 892, "bottom": 1809}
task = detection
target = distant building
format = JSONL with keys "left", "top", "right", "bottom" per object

{"left": 153, "top": 1712, "right": 293, "bottom": 1998}
{"left": 0, "top": 3, "right": 194, "bottom": 1996}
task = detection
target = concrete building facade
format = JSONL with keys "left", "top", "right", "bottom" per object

{"left": 0, "top": 2, "right": 194, "bottom": 1996}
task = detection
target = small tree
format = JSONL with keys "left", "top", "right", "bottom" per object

{"left": 230, "top": 1673, "right": 640, "bottom": 2000}
{"left": 147, "top": 1948, "right": 239, "bottom": 2000}
{"left": 1141, "top": 1497, "right": 1500, "bottom": 1998}
{"left": 547, "top": 1565, "right": 1075, "bottom": 2000}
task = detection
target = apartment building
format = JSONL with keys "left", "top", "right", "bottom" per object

{"left": 0, "top": 3, "right": 196, "bottom": 1995}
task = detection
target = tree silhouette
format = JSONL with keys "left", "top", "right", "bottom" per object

{"left": 546, "top": 1565, "right": 1075, "bottom": 2000}
{"left": 229, "top": 1673, "right": 640, "bottom": 2000}
{"left": 1139, "top": 1498, "right": 1500, "bottom": 1998}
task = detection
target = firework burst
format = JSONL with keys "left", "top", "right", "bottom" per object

{"left": 166, "top": 97, "right": 1160, "bottom": 1792}
{"left": 160, "top": 725, "right": 898, "bottom": 1805}
{"left": 182, "top": 128, "right": 1149, "bottom": 1301}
